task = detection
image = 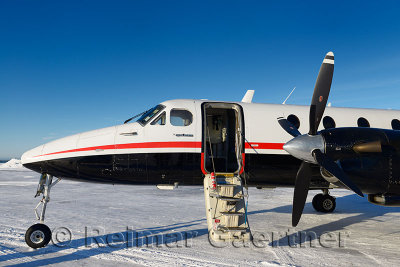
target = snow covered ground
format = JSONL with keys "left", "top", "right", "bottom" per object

{"left": 0, "top": 159, "right": 23, "bottom": 169}
{"left": 1, "top": 162, "right": 400, "bottom": 266}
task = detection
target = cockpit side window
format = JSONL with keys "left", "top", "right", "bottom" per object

{"left": 170, "top": 109, "right": 193, "bottom": 126}
{"left": 151, "top": 112, "right": 166, "bottom": 125}
{"left": 136, "top": 104, "right": 165, "bottom": 126}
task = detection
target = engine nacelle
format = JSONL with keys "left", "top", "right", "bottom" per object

{"left": 368, "top": 194, "right": 400, "bottom": 207}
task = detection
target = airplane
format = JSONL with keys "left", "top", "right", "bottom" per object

{"left": 21, "top": 52, "right": 400, "bottom": 248}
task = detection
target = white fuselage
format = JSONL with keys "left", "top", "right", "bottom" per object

{"left": 21, "top": 99, "right": 400, "bottom": 165}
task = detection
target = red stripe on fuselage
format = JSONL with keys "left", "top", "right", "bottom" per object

{"left": 34, "top": 141, "right": 284, "bottom": 158}
{"left": 34, "top": 141, "right": 202, "bottom": 158}
{"left": 115, "top": 141, "right": 202, "bottom": 150}
{"left": 245, "top": 143, "right": 284, "bottom": 150}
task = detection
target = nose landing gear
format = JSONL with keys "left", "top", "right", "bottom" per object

{"left": 25, "top": 173, "right": 61, "bottom": 249}
{"left": 312, "top": 189, "right": 336, "bottom": 213}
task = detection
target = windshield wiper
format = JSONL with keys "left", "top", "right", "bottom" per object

{"left": 124, "top": 110, "right": 149, "bottom": 124}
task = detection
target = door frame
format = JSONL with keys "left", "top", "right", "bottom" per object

{"left": 200, "top": 102, "right": 245, "bottom": 174}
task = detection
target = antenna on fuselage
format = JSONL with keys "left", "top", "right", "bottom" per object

{"left": 282, "top": 87, "right": 296, "bottom": 104}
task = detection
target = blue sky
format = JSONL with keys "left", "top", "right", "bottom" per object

{"left": 1, "top": 0, "right": 400, "bottom": 159}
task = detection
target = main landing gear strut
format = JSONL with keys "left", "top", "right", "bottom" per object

{"left": 312, "top": 189, "right": 336, "bottom": 213}
{"left": 25, "top": 173, "right": 61, "bottom": 249}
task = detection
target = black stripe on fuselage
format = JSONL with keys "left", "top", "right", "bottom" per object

{"left": 23, "top": 152, "right": 330, "bottom": 188}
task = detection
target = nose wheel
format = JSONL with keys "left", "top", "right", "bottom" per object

{"left": 312, "top": 192, "right": 336, "bottom": 213}
{"left": 25, "top": 173, "right": 61, "bottom": 249}
{"left": 25, "top": 223, "right": 52, "bottom": 249}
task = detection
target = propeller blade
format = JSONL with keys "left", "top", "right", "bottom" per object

{"left": 292, "top": 161, "right": 312, "bottom": 227}
{"left": 309, "top": 52, "right": 335, "bottom": 135}
{"left": 313, "top": 149, "right": 364, "bottom": 197}
{"left": 278, "top": 117, "right": 301, "bottom": 137}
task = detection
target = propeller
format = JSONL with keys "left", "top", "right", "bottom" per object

{"left": 308, "top": 52, "right": 334, "bottom": 135}
{"left": 313, "top": 150, "right": 363, "bottom": 197}
{"left": 292, "top": 162, "right": 312, "bottom": 227}
{"left": 278, "top": 117, "right": 301, "bottom": 137}
{"left": 278, "top": 52, "right": 364, "bottom": 227}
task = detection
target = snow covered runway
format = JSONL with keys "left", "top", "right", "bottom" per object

{"left": 1, "top": 165, "right": 400, "bottom": 266}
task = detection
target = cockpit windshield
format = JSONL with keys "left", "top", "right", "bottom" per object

{"left": 136, "top": 104, "right": 165, "bottom": 126}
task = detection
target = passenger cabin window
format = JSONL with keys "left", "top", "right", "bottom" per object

{"left": 170, "top": 109, "right": 193, "bottom": 126}
{"left": 323, "top": 116, "right": 336, "bottom": 129}
{"left": 392, "top": 119, "right": 400, "bottom": 130}
{"left": 287, "top": 114, "right": 300, "bottom": 129}
{"left": 151, "top": 112, "right": 166, "bottom": 125}
{"left": 357, "top": 117, "right": 370, "bottom": 127}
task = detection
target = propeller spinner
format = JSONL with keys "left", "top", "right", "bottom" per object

{"left": 278, "top": 52, "right": 364, "bottom": 227}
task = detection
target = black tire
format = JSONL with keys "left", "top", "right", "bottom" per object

{"left": 312, "top": 194, "right": 324, "bottom": 212}
{"left": 319, "top": 195, "right": 336, "bottom": 213}
{"left": 25, "top": 223, "right": 51, "bottom": 249}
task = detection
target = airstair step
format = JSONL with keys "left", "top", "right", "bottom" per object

{"left": 216, "top": 184, "right": 237, "bottom": 187}
{"left": 220, "top": 211, "right": 245, "bottom": 215}
{"left": 216, "top": 196, "right": 242, "bottom": 201}
{"left": 209, "top": 193, "right": 243, "bottom": 199}
{"left": 204, "top": 173, "right": 251, "bottom": 242}
{"left": 216, "top": 226, "right": 249, "bottom": 233}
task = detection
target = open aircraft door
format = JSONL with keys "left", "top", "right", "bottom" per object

{"left": 201, "top": 102, "right": 245, "bottom": 175}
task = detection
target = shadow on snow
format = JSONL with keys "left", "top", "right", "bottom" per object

{"left": 1, "top": 194, "right": 400, "bottom": 265}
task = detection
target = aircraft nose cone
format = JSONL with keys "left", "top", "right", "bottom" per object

{"left": 21, "top": 145, "right": 44, "bottom": 165}
{"left": 283, "top": 134, "right": 325, "bottom": 163}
